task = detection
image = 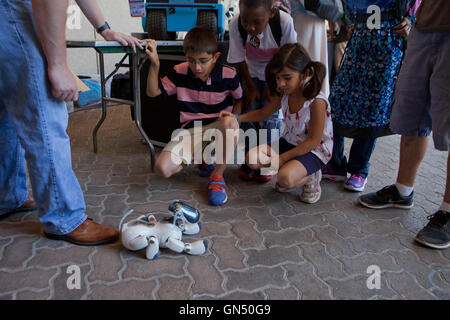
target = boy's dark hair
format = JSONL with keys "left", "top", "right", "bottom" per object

{"left": 239, "top": 0, "right": 273, "bottom": 11}
{"left": 183, "top": 26, "right": 218, "bottom": 55}
{"left": 265, "top": 43, "right": 326, "bottom": 100}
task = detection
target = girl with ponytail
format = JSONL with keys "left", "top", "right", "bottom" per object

{"left": 220, "top": 43, "right": 333, "bottom": 203}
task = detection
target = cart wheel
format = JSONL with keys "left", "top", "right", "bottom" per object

{"left": 146, "top": 10, "right": 169, "bottom": 40}
{"left": 197, "top": 10, "right": 218, "bottom": 37}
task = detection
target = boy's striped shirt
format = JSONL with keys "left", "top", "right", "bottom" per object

{"left": 159, "top": 62, "right": 243, "bottom": 128}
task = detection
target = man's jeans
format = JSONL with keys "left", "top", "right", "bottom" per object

{"left": 0, "top": 0, "right": 87, "bottom": 235}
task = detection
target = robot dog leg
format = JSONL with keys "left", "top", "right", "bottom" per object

{"left": 146, "top": 236, "right": 160, "bottom": 260}
{"left": 165, "top": 237, "right": 208, "bottom": 256}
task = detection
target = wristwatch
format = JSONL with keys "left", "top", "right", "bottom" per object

{"left": 96, "top": 21, "right": 111, "bottom": 34}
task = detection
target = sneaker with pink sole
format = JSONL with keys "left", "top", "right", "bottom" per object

{"left": 300, "top": 171, "right": 322, "bottom": 204}
{"left": 321, "top": 163, "right": 347, "bottom": 182}
{"left": 344, "top": 174, "right": 367, "bottom": 192}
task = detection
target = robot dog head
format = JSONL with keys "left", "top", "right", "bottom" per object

{"left": 168, "top": 200, "right": 200, "bottom": 224}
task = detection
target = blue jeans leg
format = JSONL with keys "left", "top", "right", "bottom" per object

{"left": 0, "top": 0, "right": 87, "bottom": 234}
{"left": 347, "top": 138, "right": 377, "bottom": 178}
{"left": 330, "top": 133, "right": 377, "bottom": 178}
{"left": 330, "top": 133, "right": 348, "bottom": 172}
{"left": 0, "top": 109, "right": 28, "bottom": 211}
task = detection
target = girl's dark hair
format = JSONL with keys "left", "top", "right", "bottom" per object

{"left": 183, "top": 26, "right": 218, "bottom": 55}
{"left": 265, "top": 43, "right": 326, "bottom": 99}
{"left": 239, "top": 0, "right": 273, "bottom": 11}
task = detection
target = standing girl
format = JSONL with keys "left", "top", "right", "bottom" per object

{"left": 221, "top": 43, "right": 333, "bottom": 203}
{"left": 323, "top": 0, "right": 418, "bottom": 192}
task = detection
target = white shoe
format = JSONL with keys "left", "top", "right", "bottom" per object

{"left": 300, "top": 171, "right": 322, "bottom": 204}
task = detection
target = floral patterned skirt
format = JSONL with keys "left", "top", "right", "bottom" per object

{"left": 329, "top": 20, "right": 405, "bottom": 137}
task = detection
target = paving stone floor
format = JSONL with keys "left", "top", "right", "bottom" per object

{"left": 0, "top": 105, "right": 449, "bottom": 300}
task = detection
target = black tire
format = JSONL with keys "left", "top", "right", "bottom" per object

{"left": 197, "top": 10, "right": 218, "bottom": 36}
{"left": 146, "top": 10, "right": 169, "bottom": 40}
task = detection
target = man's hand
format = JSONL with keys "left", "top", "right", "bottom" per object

{"left": 100, "top": 29, "right": 143, "bottom": 53}
{"left": 47, "top": 64, "right": 79, "bottom": 101}
{"left": 394, "top": 17, "right": 412, "bottom": 37}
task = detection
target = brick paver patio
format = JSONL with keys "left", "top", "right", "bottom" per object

{"left": 0, "top": 105, "right": 449, "bottom": 300}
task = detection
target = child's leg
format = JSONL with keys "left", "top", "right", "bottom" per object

{"left": 277, "top": 152, "right": 325, "bottom": 204}
{"left": 246, "top": 138, "right": 296, "bottom": 173}
{"left": 347, "top": 137, "right": 377, "bottom": 178}
{"left": 154, "top": 151, "right": 184, "bottom": 178}
{"left": 202, "top": 118, "right": 239, "bottom": 206}
{"left": 277, "top": 160, "right": 310, "bottom": 189}
{"left": 328, "top": 132, "right": 348, "bottom": 173}
{"left": 207, "top": 116, "right": 240, "bottom": 177}
{"left": 154, "top": 128, "right": 195, "bottom": 178}
{"left": 246, "top": 144, "right": 278, "bottom": 171}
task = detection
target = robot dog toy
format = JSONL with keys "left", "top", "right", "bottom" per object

{"left": 119, "top": 201, "right": 208, "bottom": 259}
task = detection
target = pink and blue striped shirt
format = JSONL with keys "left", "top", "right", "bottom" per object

{"left": 159, "top": 62, "right": 243, "bottom": 128}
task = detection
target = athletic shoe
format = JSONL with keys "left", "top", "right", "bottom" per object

{"left": 321, "top": 162, "right": 347, "bottom": 182}
{"left": 300, "top": 171, "right": 322, "bottom": 204}
{"left": 358, "top": 184, "right": 414, "bottom": 209}
{"left": 196, "top": 161, "right": 214, "bottom": 177}
{"left": 239, "top": 164, "right": 254, "bottom": 181}
{"left": 254, "top": 169, "right": 274, "bottom": 183}
{"left": 415, "top": 211, "right": 450, "bottom": 249}
{"left": 207, "top": 174, "right": 228, "bottom": 206}
{"left": 344, "top": 174, "right": 367, "bottom": 192}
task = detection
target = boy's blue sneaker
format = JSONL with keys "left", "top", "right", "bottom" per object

{"left": 196, "top": 162, "right": 214, "bottom": 177}
{"left": 207, "top": 174, "right": 227, "bottom": 206}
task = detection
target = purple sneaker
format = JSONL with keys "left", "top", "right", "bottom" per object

{"left": 321, "top": 163, "right": 347, "bottom": 182}
{"left": 344, "top": 174, "right": 367, "bottom": 192}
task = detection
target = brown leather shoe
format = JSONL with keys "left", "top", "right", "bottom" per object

{"left": 44, "top": 218, "right": 119, "bottom": 246}
{"left": 5, "top": 195, "right": 37, "bottom": 214}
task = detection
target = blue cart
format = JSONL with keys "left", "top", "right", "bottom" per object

{"left": 141, "top": 0, "right": 225, "bottom": 40}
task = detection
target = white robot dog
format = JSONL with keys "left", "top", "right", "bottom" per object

{"left": 119, "top": 201, "right": 208, "bottom": 259}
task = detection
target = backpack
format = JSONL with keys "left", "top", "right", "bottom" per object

{"left": 238, "top": 8, "right": 282, "bottom": 47}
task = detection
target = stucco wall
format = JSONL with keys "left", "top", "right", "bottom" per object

{"left": 66, "top": 0, "right": 141, "bottom": 76}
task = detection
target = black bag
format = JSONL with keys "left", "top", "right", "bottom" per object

{"left": 238, "top": 8, "right": 282, "bottom": 47}
{"left": 111, "top": 71, "right": 132, "bottom": 101}
{"left": 304, "top": 0, "right": 344, "bottom": 22}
